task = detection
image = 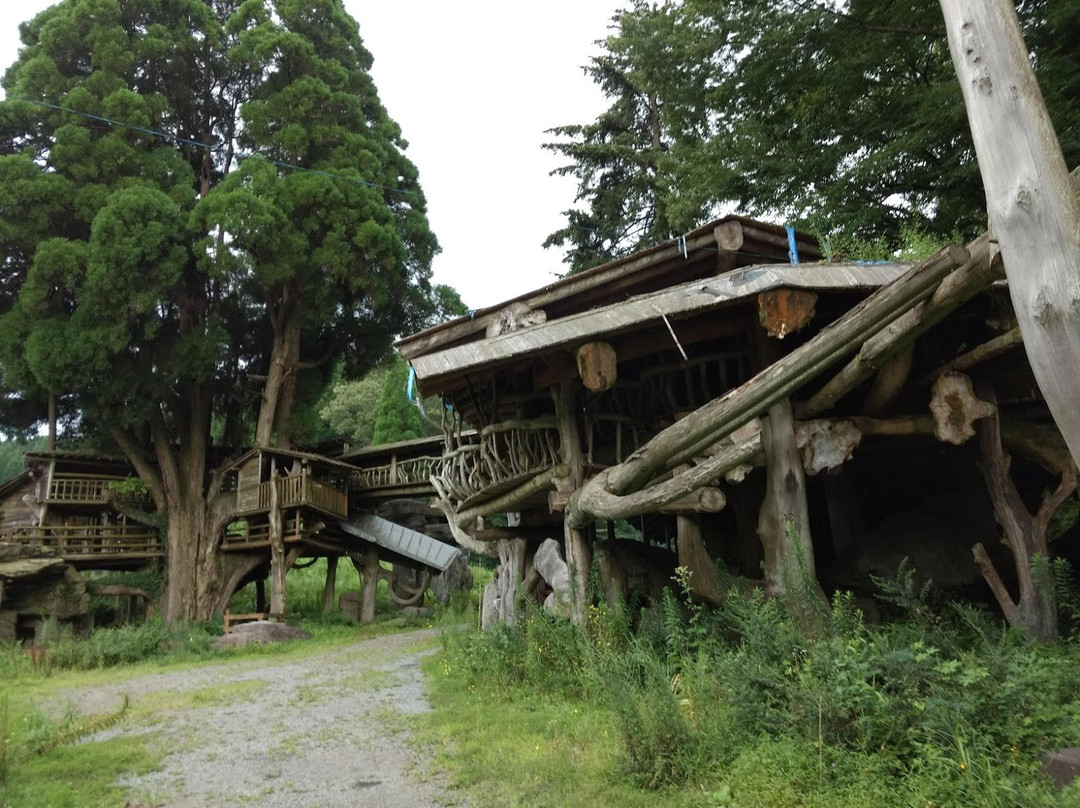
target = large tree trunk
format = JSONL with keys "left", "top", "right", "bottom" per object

{"left": 940, "top": 0, "right": 1080, "bottom": 467}
{"left": 255, "top": 285, "right": 300, "bottom": 447}
{"left": 322, "top": 555, "right": 339, "bottom": 614}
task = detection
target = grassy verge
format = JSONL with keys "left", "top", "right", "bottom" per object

{"left": 418, "top": 581, "right": 1080, "bottom": 808}
{"left": 420, "top": 652, "right": 697, "bottom": 808}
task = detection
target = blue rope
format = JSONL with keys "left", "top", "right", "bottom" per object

{"left": 785, "top": 226, "right": 801, "bottom": 265}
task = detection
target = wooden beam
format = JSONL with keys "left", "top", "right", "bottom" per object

{"left": 450, "top": 465, "right": 569, "bottom": 528}
{"left": 862, "top": 344, "right": 914, "bottom": 415}
{"left": 398, "top": 229, "right": 725, "bottom": 361}
{"left": 801, "top": 234, "right": 995, "bottom": 417}
{"left": 916, "top": 326, "right": 1023, "bottom": 385}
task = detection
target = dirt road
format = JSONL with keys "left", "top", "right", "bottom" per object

{"left": 53, "top": 628, "right": 462, "bottom": 807}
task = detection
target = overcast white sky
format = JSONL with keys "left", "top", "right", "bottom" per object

{"left": 0, "top": 0, "right": 620, "bottom": 309}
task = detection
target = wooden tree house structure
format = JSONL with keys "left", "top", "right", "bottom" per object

{"left": 0, "top": 451, "right": 161, "bottom": 570}
{"left": 399, "top": 214, "right": 1077, "bottom": 632}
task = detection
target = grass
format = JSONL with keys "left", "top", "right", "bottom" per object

{"left": 420, "top": 652, "right": 696, "bottom": 808}
{"left": 0, "top": 558, "right": 485, "bottom": 807}
{"left": 416, "top": 581, "right": 1080, "bottom": 808}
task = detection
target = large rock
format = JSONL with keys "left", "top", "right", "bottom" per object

{"left": 1043, "top": 748, "right": 1080, "bottom": 789}
{"left": 211, "top": 621, "right": 313, "bottom": 648}
{"left": 480, "top": 580, "right": 499, "bottom": 630}
{"left": 431, "top": 554, "right": 473, "bottom": 606}
{"left": 339, "top": 590, "right": 360, "bottom": 621}
{"left": 533, "top": 539, "right": 572, "bottom": 619}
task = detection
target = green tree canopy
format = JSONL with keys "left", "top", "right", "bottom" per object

{"left": 371, "top": 356, "right": 429, "bottom": 446}
{"left": 545, "top": 0, "right": 1080, "bottom": 268}
{"left": 0, "top": 0, "right": 441, "bottom": 620}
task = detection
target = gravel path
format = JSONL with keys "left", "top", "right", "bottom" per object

{"left": 49, "top": 628, "right": 463, "bottom": 807}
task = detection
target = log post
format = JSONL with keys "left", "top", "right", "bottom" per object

{"left": 554, "top": 382, "right": 590, "bottom": 624}
{"left": 757, "top": 399, "right": 828, "bottom": 632}
{"left": 321, "top": 555, "right": 339, "bottom": 615}
{"left": 676, "top": 515, "right": 723, "bottom": 604}
{"left": 359, "top": 544, "right": 380, "bottom": 625}
{"left": 941, "top": 0, "right": 1080, "bottom": 467}
{"left": 268, "top": 464, "right": 286, "bottom": 616}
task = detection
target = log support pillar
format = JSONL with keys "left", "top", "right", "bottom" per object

{"left": 554, "top": 382, "right": 590, "bottom": 624}
{"left": 359, "top": 545, "right": 380, "bottom": 625}
{"left": 268, "top": 471, "right": 286, "bottom": 616}
{"left": 757, "top": 398, "right": 827, "bottom": 632}
{"left": 676, "top": 515, "right": 722, "bottom": 604}
{"left": 321, "top": 555, "right": 339, "bottom": 615}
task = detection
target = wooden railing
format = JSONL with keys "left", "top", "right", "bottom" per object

{"left": 351, "top": 455, "right": 442, "bottom": 491}
{"left": 434, "top": 419, "right": 562, "bottom": 503}
{"left": 239, "top": 474, "right": 348, "bottom": 519}
{"left": 221, "top": 514, "right": 313, "bottom": 549}
{"left": 9, "top": 525, "right": 162, "bottom": 559}
{"left": 47, "top": 474, "right": 151, "bottom": 507}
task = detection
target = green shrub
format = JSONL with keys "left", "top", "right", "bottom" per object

{"left": 441, "top": 575, "right": 1080, "bottom": 800}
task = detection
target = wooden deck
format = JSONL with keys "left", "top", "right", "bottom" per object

{"left": 236, "top": 476, "right": 348, "bottom": 519}
{"left": 7, "top": 524, "right": 163, "bottom": 569}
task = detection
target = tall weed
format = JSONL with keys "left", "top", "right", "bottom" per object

{"left": 442, "top": 576, "right": 1080, "bottom": 802}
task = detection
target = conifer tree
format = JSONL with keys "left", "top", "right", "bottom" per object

{"left": 0, "top": 0, "right": 440, "bottom": 621}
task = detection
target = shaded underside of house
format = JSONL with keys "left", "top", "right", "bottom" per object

{"left": 396, "top": 214, "right": 1076, "bottom": 621}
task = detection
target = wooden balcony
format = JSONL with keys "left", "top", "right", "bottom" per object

{"left": 46, "top": 474, "right": 150, "bottom": 507}
{"left": 236, "top": 474, "right": 348, "bottom": 519}
{"left": 9, "top": 524, "right": 163, "bottom": 565}
{"left": 221, "top": 514, "right": 320, "bottom": 550}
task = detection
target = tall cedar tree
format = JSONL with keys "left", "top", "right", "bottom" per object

{"left": 546, "top": 0, "right": 1080, "bottom": 265}
{"left": 370, "top": 356, "right": 428, "bottom": 446}
{"left": 0, "top": 0, "right": 440, "bottom": 621}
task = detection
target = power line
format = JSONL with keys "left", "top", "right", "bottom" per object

{"left": 7, "top": 96, "right": 420, "bottom": 197}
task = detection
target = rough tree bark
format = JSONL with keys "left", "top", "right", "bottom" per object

{"left": 321, "top": 555, "right": 339, "bottom": 615}
{"left": 940, "top": 0, "right": 1080, "bottom": 467}
{"left": 757, "top": 399, "right": 828, "bottom": 631}
{"left": 554, "top": 382, "right": 591, "bottom": 624}
{"left": 974, "top": 386, "right": 1074, "bottom": 641}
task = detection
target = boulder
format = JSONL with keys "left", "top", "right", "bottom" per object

{"left": 211, "top": 621, "right": 313, "bottom": 648}
{"left": 533, "top": 539, "right": 572, "bottom": 619}
{"left": 1043, "top": 748, "right": 1080, "bottom": 789}
{"left": 431, "top": 554, "right": 473, "bottom": 606}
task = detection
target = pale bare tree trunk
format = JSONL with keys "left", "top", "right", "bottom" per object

{"left": 940, "top": 0, "right": 1080, "bottom": 467}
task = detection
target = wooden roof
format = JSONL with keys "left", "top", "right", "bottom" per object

{"left": 219, "top": 445, "right": 362, "bottom": 475}
{"left": 396, "top": 215, "right": 822, "bottom": 363}
{"left": 409, "top": 260, "right": 912, "bottom": 396}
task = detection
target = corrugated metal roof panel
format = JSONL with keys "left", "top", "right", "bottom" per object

{"left": 339, "top": 514, "right": 461, "bottom": 572}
